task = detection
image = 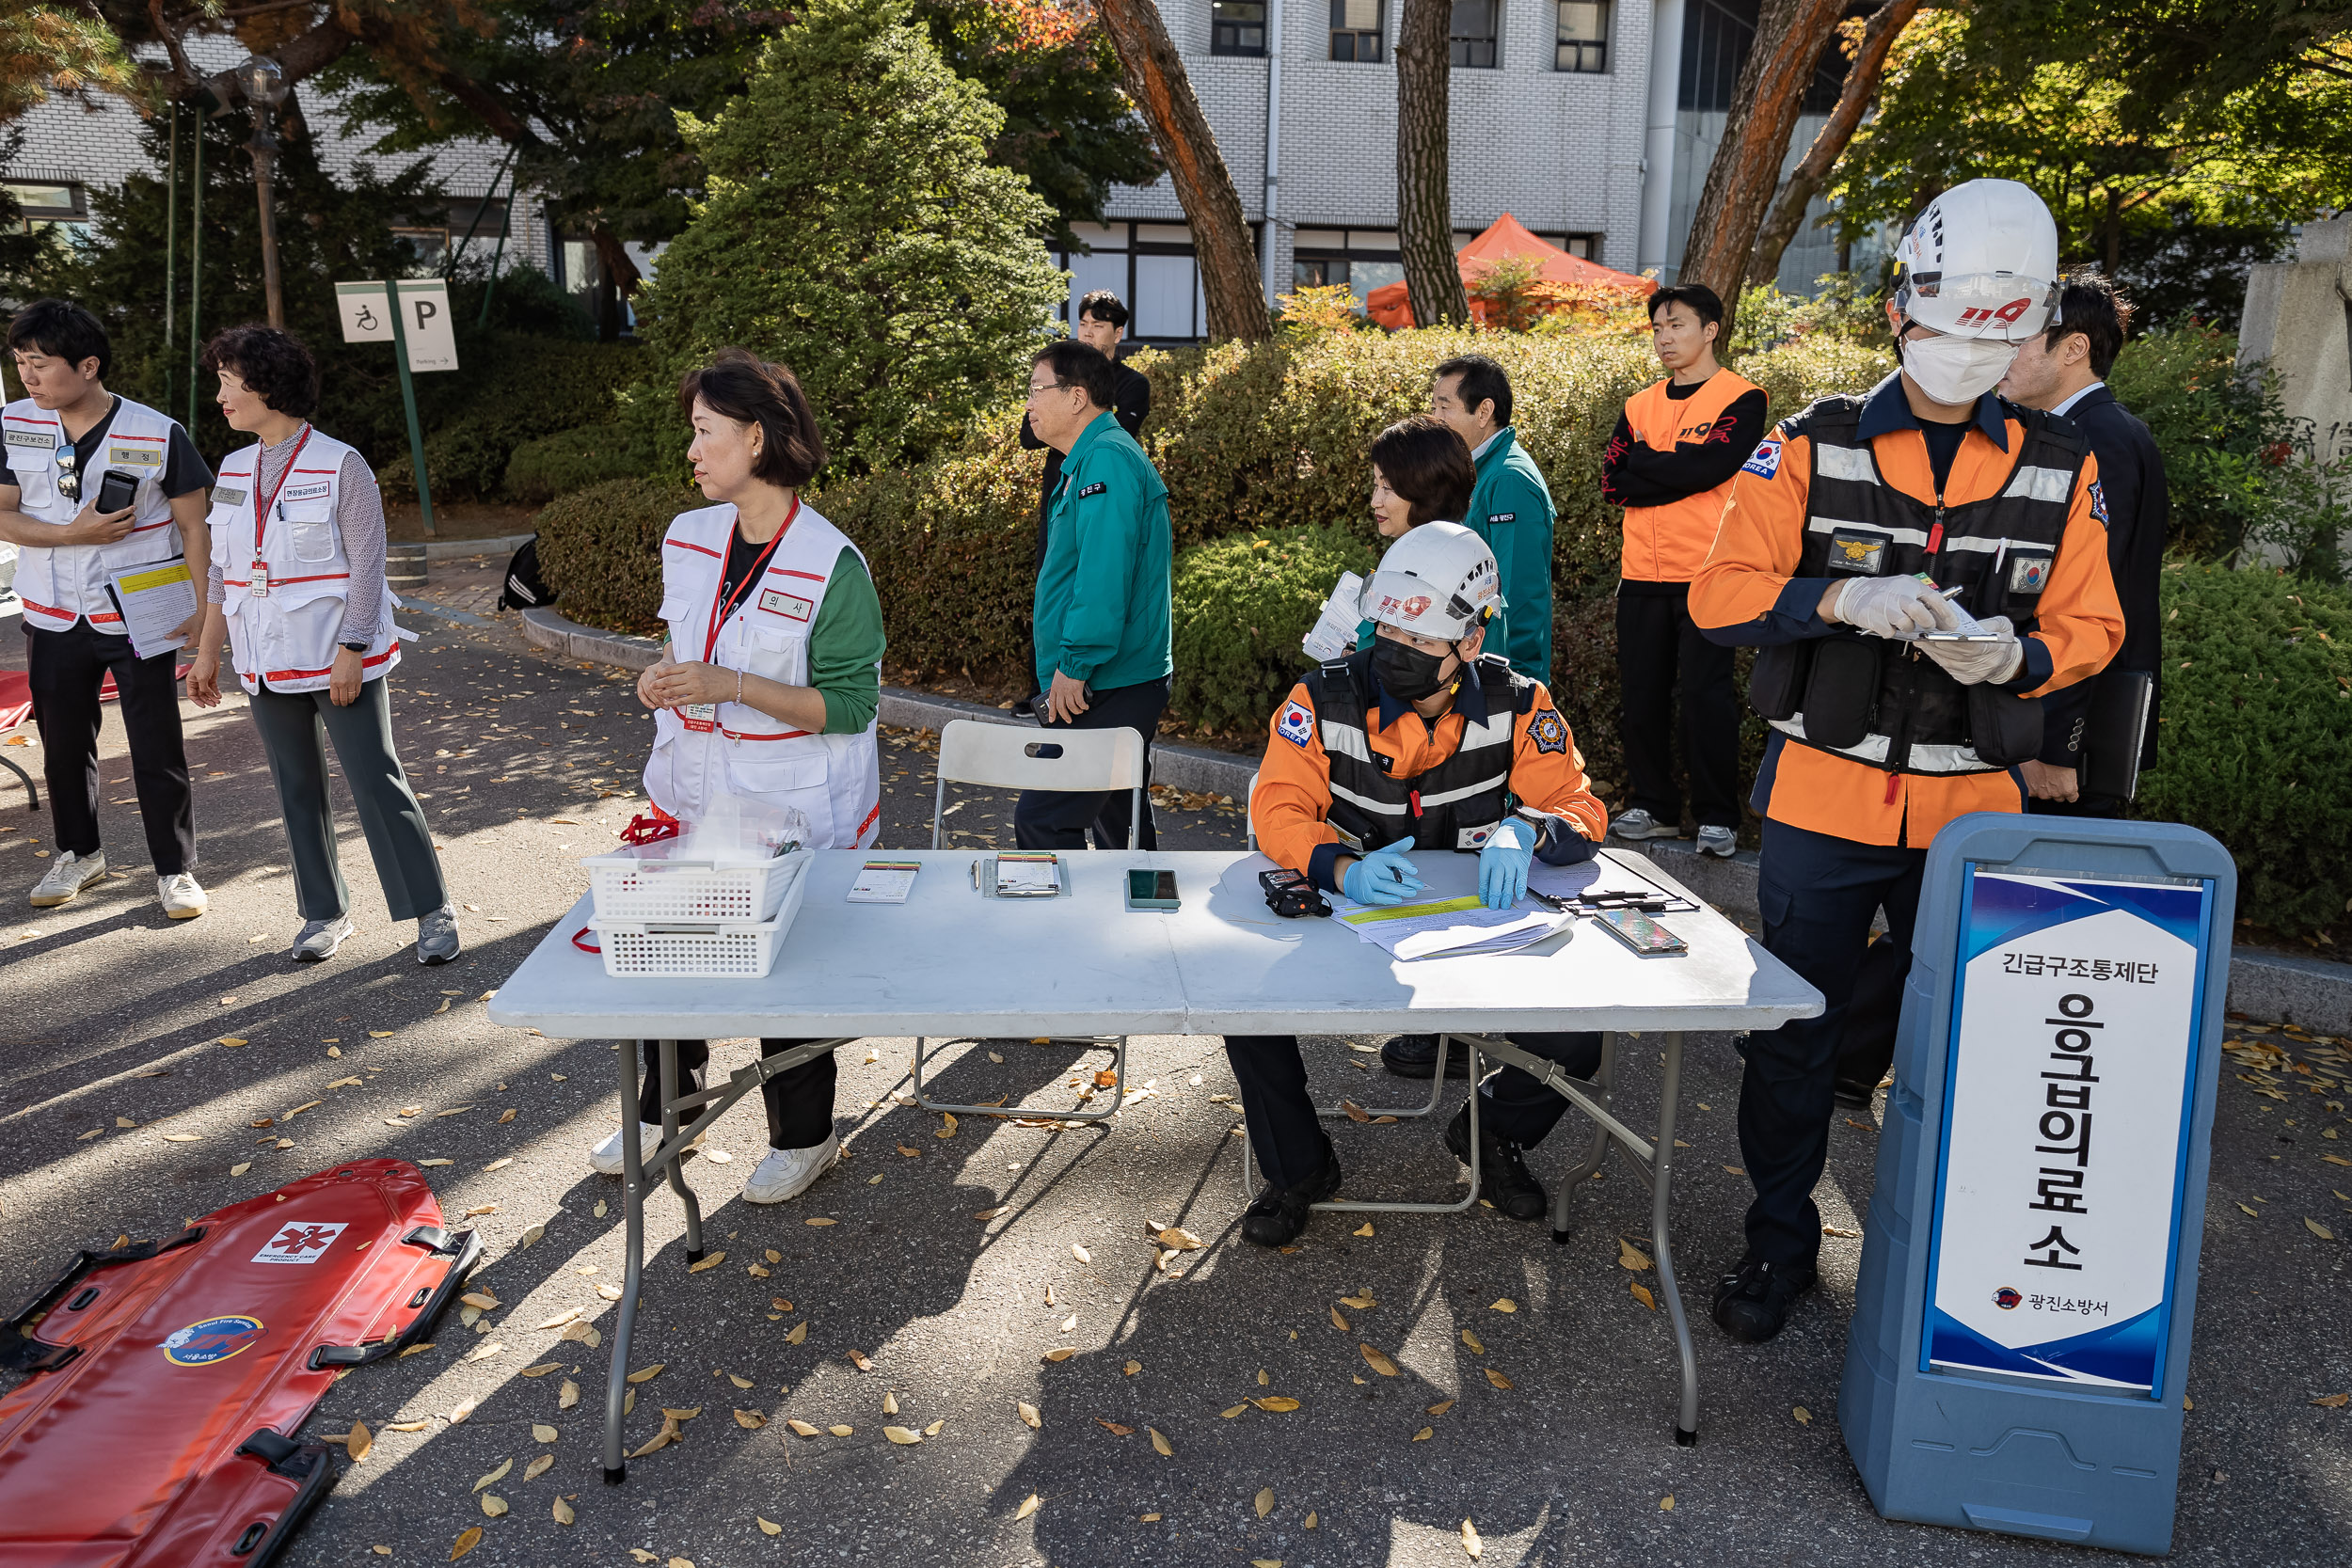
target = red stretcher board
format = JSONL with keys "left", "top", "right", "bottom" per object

{"left": 0, "top": 1159, "right": 481, "bottom": 1567}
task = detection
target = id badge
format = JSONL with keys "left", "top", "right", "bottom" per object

{"left": 249, "top": 560, "right": 271, "bottom": 598}
{"left": 681, "top": 702, "right": 717, "bottom": 733}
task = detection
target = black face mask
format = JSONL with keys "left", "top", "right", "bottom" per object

{"left": 1373, "top": 637, "right": 1457, "bottom": 703}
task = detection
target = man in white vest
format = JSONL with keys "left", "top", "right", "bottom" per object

{"left": 3, "top": 300, "right": 215, "bottom": 916}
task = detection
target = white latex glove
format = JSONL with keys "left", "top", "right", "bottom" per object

{"left": 1826, "top": 575, "right": 1960, "bottom": 640}
{"left": 1920, "top": 615, "right": 2026, "bottom": 686}
{"left": 1301, "top": 571, "right": 1366, "bottom": 661}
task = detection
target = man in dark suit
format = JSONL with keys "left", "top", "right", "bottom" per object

{"left": 1016, "top": 290, "right": 1151, "bottom": 716}
{"left": 1830, "top": 272, "right": 2167, "bottom": 1110}
{"left": 1999, "top": 270, "right": 2168, "bottom": 817}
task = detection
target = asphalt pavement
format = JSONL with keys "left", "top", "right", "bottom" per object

{"left": 1, "top": 575, "right": 2347, "bottom": 1567}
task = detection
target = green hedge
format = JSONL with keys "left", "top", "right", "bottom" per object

{"left": 504, "top": 425, "right": 654, "bottom": 505}
{"left": 532, "top": 478, "right": 689, "bottom": 635}
{"left": 1169, "top": 526, "right": 1379, "bottom": 735}
{"left": 377, "top": 336, "right": 642, "bottom": 503}
{"left": 2137, "top": 562, "right": 2352, "bottom": 938}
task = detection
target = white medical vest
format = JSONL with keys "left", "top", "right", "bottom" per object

{"left": 4, "top": 395, "right": 187, "bottom": 635}
{"left": 209, "top": 428, "right": 402, "bottom": 696}
{"left": 644, "top": 501, "right": 882, "bottom": 850}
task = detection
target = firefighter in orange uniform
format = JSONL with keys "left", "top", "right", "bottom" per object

{"left": 1689, "top": 181, "right": 2124, "bottom": 1344}
{"left": 1228, "top": 523, "right": 1611, "bottom": 1246}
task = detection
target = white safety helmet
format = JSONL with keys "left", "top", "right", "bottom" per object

{"left": 1359, "top": 521, "right": 1502, "bottom": 643}
{"left": 1891, "top": 179, "right": 2060, "bottom": 342}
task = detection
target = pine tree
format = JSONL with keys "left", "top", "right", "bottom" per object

{"left": 633, "top": 0, "right": 1063, "bottom": 475}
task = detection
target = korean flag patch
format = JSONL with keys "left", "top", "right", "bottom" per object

{"left": 2087, "top": 478, "right": 2109, "bottom": 526}
{"left": 2008, "top": 554, "right": 2051, "bottom": 596}
{"left": 1528, "top": 708, "right": 1569, "bottom": 755}
{"left": 1741, "top": 436, "right": 1784, "bottom": 479}
{"left": 1276, "top": 700, "right": 1314, "bottom": 748}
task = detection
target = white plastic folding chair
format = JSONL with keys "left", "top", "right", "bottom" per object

{"left": 913, "top": 719, "right": 1146, "bottom": 1121}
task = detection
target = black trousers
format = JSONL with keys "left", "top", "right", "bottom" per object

{"left": 1615, "top": 584, "right": 1742, "bottom": 830}
{"left": 1013, "top": 675, "right": 1167, "bottom": 851}
{"left": 246, "top": 676, "right": 446, "bottom": 922}
{"left": 25, "top": 620, "right": 196, "bottom": 874}
{"left": 1743, "top": 818, "right": 1926, "bottom": 1266}
{"left": 637, "top": 1038, "right": 837, "bottom": 1151}
{"left": 1223, "top": 1032, "right": 1603, "bottom": 1190}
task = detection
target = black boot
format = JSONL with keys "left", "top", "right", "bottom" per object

{"left": 1241, "top": 1135, "right": 1343, "bottom": 1247}
{"left": 1443, "top": 1102, "right": 1548, "bottom": 1221}
{"left": 1710, "top": 1253, "right": 1818, "bottom": 1343}
{"left": 1381, "top": 1033, "right": 1470, "bottom": 1080}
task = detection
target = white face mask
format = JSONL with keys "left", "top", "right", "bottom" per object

{"left": 1901, "top": 332, "right": 2020, "bottom": 406}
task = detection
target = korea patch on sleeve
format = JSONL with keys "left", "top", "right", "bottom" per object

{"left": 1741, "top": 436, "right": 1784, "bottom": 478}
{"left": 2008, "top": 554, "right": 2051, "bottom": 596}
{"left": 1276, "top": 700, "right": 1314, "bottom": 748}
{"left": 2087, "top": 478, "right": 2109, "bottom": 526}
{"left": 1527, "top": 708, "right": 1569, "bottom": 755}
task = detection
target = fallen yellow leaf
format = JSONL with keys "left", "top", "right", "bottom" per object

{"left": 883, "top": 1392, "right": 899, "bottom": 1414}
{"left": 531, "top": 1423, "right": 558, "bottom": 1443}
{"left": 1463, "top": 1516, "right": 1483, "bottom": 1558}
{"left": 345, "top": 1420, "right": 373, "bottom": 1463}
{"left": 1150, "top": 1426, "right": 1172, "bottom": 1456}
{"left": 1221, "top": 1402, "right": 1250, "bottom": 1418}
{"left": 786, "top": 1322, "right": 808, "bottom": 1344}
{"left": 1489, "top": 1298, "right": 1518, "bottom": 1314}
{"left": 787, "top": 1419, "right": 821, "bottom": 1435}
{"left": 734, "top": 1409, "right": 767, "bottom": 1430}
{"left": 1413, "top": 1426, "right": 1434, "bottom": 1442}
{"left": 1630, "top": 1280, "right": 1657, "bottom": 1310}
{"left": 524, "top": 1454, "right": 553, "bottom": 1481}
{"left": 1330, "top": 1305, "right": 1350, "bottom": 1331}
{"left": 847, "top": 1350, "right": 874, "bottom": 1371}
{"left": 559, "top": 1379, "right": 580, "bottom": 1410}
{"left": 1352, "top": 1222, "right": 1375, "bottom": 1237}
{"left": 1072, "top": 1243, "right": 1091, "bottom": 1263}
{"left": 884, "top": 1425, "right": 922, "bottom": 1445}
{"left": 1042, "top": 1347, "right": 1077, "bottom": 1363}
{"left": 1254, "top": 1396, "right": 1301, "bottom": 1412}
{"left": 805, "top": 1217, "right": 836, "bottom": 1227}
{"left": 2312, "top": 1392, "right": 2350, "bottom": 1408}
{"left": 1460, "top": 1329, "right": 1485, "bottom": 1354}
{"left": 1339, "top": 1292, "right": 1375, "bottom": 1309}
{"left": 1661, "top": 1494, "right": 1675, "bottom": 1512}
{"left": 1619, "top": 1238, "right": 1655, "bottom": 1272}
{"left": 1018, "top": 1402, "right": 1041, "bottom": 1429}
{"left": 687, "top": 1251, "right": 726, "bottom": 1274}
{"left": 472, "top": 1458, "right": 512, "bottom": 1493}
{"left": 552, "top": 1497, "right": 575, "bottom": 1526}
{"left": 627, "top": 1364, "right": 664, "bottom": 1384}
{"left": 1255, "top": 1487, "right": 1276, "bottom": 1517}
{"left": 1360, "top": 1344, "right": 1399, "bottom": 1377}
{"left": 1793, "top": 1406, "right": 1812, "bottom": 1426}
{"left": 756, "top": 1516, "right": 782, "bottom": 1535}
{"left": 448, "top": 1526, "right": 482, "bottom": 1560}
{"left": 1015, "top": 1493, "right": 1041, "bottom": 1520}
{"left": 2308, "top": 1217, "right": 2337, "bottom": 1240}
{"left": 1485, "top": 1368, "right": 1514, "bottom": 1390}
{"left": 479, "top": 1494, "right": 510, "bottom": 1518}
{"left": 937, "top": 1113, "right": 958, "bottom": 1139}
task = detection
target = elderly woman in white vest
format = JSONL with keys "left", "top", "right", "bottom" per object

{"left": 586, "top": 348, "right": 887, "bottom": 1206}
{"left": 184, "top": 325, "right": 457, "bottom": 964}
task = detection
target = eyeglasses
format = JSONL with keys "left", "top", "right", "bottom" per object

{"left": 1025, "top": 379, "right": 1073, "bottom": 399}
{"left": 53, "top": 443, "right": 77, "bottom": 502}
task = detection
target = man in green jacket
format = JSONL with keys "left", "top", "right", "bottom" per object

{"left": 1018, "top": 340, "right": 1174, "bottom": 850}
{"left": 1431, "top": 355, "right": 1555, "bottom": 683}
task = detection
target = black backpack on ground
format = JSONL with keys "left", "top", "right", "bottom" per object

{"left": 497, "top": 534, "right": 557, "bottom": 610}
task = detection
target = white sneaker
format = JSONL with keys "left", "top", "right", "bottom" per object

{"left": 1610, "top": 808, "right": 1680, "bottom": 842}
{"left": 30, "top": 849, "right": 106, "bottom": 907}
{"left": 157, "top": 872, "right": 208, "bottom": 919}
{"left": 589, "top": 1122, "right": 664, "bottom": 1177}
{"left": 1696, "top": 826, "right": 1738, "bottom": 859}
{"left": 741, "top": 1133, "right": 840, "bottom": 1205}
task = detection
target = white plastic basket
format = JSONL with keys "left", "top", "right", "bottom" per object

{"left": 583, "top": 844, "right": 811, "bottom": 925}
{"left": 586, "top": 916, "right": 787, "bottom": 979}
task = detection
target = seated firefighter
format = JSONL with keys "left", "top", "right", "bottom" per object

{"left": 1226, "top": 523, "right": 1612, "bottom": 1245}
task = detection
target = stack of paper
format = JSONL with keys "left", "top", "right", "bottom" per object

{"left": 1330, "top": 894, "right": 1572, "bottom": 961}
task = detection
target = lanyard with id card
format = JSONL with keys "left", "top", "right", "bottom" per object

{"left": 246, "top": 424, "right": 313, "bottom": 597}
{"left": 683, "top": 499, "right": 799, "bottom": 732}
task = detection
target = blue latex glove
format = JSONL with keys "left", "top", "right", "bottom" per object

{"left": 1342, "top": 836, "right": 1425, "bottom": 906}
{"left": 1478, "top": 816, "right": 1536, "bottom": 910}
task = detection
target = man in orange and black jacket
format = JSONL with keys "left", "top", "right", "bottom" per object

{"left": 1232, "top": 523, "right": 1611, "bottom": 1247}
{"left": 1688, "top": 180, "right": 2124, "bottom": 1346}
{"left": 1601, "top": 283, "right": 1767, "bottom": 859}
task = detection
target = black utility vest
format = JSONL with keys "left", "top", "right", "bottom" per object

{"left": 1747, "top": 395, "right": 2089, "bottom": 774}
{"left": 1312, "top": 650, "right": 1532, "bottom": 852}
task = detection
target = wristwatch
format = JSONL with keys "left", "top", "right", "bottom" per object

{"left": 338, "top": 640, "right": 369, "bottom": 653}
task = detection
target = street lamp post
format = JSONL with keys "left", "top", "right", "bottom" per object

{"left": 236, "top": 55, "right": 291, "bottom": 329}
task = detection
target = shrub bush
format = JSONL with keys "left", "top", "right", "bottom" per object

{"left": 2104, "top": 321, "right": 2280, "bottom": 561}
{"left": 378, "top": 336, "right": 641, "bottom": 502}
{"left": 2136, "top": 562, "right": 2352, "bottom": 938}
{"left": 503, "top": 425, "right": 653, "bottom": 505}
{"left": 1168, "top": 526, "right": 1379, "bottom": 736}
{"left": 531, "top": 478, "right": 691, "bottom": 636}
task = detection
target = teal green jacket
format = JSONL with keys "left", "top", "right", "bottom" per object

{"left": 1033, "top": 411, "right": 1173, "bottom": 693}
{"left": 1464, "top": 427, "right": 1556, "bottom": 681}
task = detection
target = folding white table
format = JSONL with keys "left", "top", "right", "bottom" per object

{"left": 487, "top": 847, "right": 1820, "bottom": 1481}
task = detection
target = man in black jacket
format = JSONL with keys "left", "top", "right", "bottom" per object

{"left": 1016, "top": 290, "right": 1150, "bottom": 716}
{"left": 1828, "top": 272, "right": 2169, "bottom": 1110}
{"left": 1999, "top": 271, "right": 2167, "bottom": 816}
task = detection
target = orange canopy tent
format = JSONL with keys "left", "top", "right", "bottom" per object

{"left": 1362, "top": 213, "right": 1653, "bottom": 330}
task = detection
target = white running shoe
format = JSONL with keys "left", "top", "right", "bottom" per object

{"left": 741, "top": 1133, "right": 840, "bottom": 1205}
{"left": 1696, "top": 825, "right": 1739, "bottom": 859}
{"left": 1609, "top": 807, "right": 1680, "bottom": 841}
{"left": 589, "top": 1122, "right": 665, "bottom": 1176}
{"left": 158, "top": 872, "right": 208, "bottom": 919}
{"left": 30, "top": 849, "right": 106, "bottom": 907}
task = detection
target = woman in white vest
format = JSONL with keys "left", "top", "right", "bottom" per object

{"left": 586, "top": 348, "right": 887, "bottom": 1206}
{"left": 183, "top": 325, "right": 457, "bottom": 965}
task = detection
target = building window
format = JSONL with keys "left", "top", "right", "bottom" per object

{"left": 5, "top": 181, "right": 90, "bottom": 247}
{"left": 1451, "top": 0, "right": 1500, "bottom": 67}
{"left": 389, "top": 227, "right": 450, "bottom": 274}
{"left": 1329, "top": 0, "right": 1384, "bottom": 61}
{"left": 1294, "top": 258, "right": 1349, "bottom": 289}
{"left": 1555, "top": 0, "right": 1609, "bottom": 72}
{"left": 1212, "top": 1, "right": 1268, "bottom": 55}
